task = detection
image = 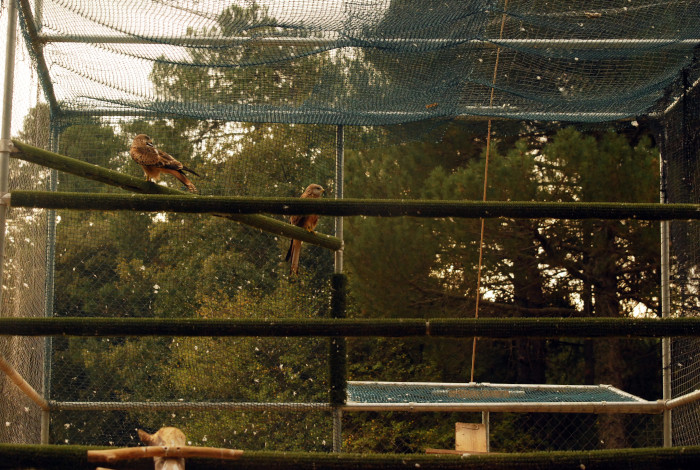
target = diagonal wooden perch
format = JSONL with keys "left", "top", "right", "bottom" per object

{"left": 0, "top": 353, "right": 49, "bottom": 411}
{"left": 87, "top": 446, "right": 243, "bottom": 462}
{"left": 10, "top": 140, "right": 342, "bottom": 251}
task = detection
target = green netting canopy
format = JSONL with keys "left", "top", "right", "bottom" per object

{"left": 17, "top": 0, "right": 700, "bottom": 125}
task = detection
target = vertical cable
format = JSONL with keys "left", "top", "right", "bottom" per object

{"left": 471, "top": 0, "right": 509, "bottom": 383}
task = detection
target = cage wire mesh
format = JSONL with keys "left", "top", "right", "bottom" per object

{"left": 340, "top": 412, "right": 663, "bottom": 453}
{"left": 44, "top": 117, "right": 336, "bottom": 449}
{"left": 50, "top": 408, "right": 335, "bottom": 450}
{"left": 0, "top": 3, "right": 47, "bottom": 444}
{"left": 341, "top": 335, "right": 663, "bottom": 451}
{"left": 14, "top": 0, "right": 700, "bottom": 123}
{"left": 340, "top": 382, "right": 663, "bottom": 451}
{"left": 656, "top": 64, "right": 700, "bottom": 447}
{"left": 1, "top": 0, "right": 700, "bottom": 456}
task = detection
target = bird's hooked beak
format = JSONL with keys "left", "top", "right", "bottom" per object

{"left": 146, "top": 142, "right": 155, "bottom": 147}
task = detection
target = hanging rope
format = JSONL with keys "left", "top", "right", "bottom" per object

{"left": 471, "top": 0, "right": 509, "bottom": 383}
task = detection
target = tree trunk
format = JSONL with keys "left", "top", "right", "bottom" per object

{"left": 512, "top": 236, "right": 546, "bottom": 384}
{"left": 593, "top": 334, "right": 628, "bottom": 448}
{"left": 592, "top": 223, "right": 628, "bottom": 449}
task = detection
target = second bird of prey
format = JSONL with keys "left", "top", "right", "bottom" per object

{"left": 130, "top": 135, "right": 324, "bottom": 275}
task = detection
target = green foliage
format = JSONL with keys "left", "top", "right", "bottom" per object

{"left": 28, "top": 2, "right": 664, "bottom": 451}
{"left": 37, "top": 99, "right": 663, "bottom": 452}
{"left": 16, "top": 103, "right": 51, "bottom": 148}
{"left": 344, "top": 125, "right": 661, "bottom": 450}
{"left": 343, "top": 411, "right": 467, "bottom": 454}
{"left": 46, "top": 65, "right": 336, "bottom": 447}
{"left": 56, "top": 120, "right": 126, "bottom": 192}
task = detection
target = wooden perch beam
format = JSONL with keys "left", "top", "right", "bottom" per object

{"left": 3, "top": 317, "right": 700, "bottom": 338}
{"left": 9, "top": 190, "right": 700, "bottom": 221}
{"left": 87, "top": 446, "right": 243, "bottom": 463}
{"left": 0, "top": 354, "right": 49, "bottom": 410}
{"left": 9, "top": 140, "right": 342, "bottom": 251}
{"left": 5, "top": 444, "right": 700, "bottom": 470}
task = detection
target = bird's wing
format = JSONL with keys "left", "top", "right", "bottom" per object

{"left": 290, "top": 214, "right": 307, "bottom": 227}
{"left": 155, "top": 149, "right": 185, "bottom": 171}
{"left": 303, "top": 214, "right": 319, "bottom": 231}
{"left": 290, "top": 188, "right": 322, "bottom": 228}
{"left": 131, "top": 146, "right": 161, "bottom": 166}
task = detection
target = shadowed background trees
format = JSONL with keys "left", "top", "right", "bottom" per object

{"left": 344, "top": 125, "right": 661, "bottom": 450}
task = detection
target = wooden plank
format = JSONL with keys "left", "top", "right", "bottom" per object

{"left": 87, "top": 446, "right": 243, "bottom": 462}
{"left": 425, "top": 448, "right": 490, "bottom": 455}
{"left": 455, "top": 422, "right": 488, "bottom": 453}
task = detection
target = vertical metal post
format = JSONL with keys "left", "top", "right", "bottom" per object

{"left": 660, "top": 139, "right": 672, "bottom": 448}
{"left": 35, "top": 0, "right": 44, "bottom": 32}
{"left": 334, "top": 125, "right": 344, "bottom": 274}
{"left": 0, "top": 0, "right": 19, "bottom": 311}
{"left": 332, "top": 408, "right": 342, "bottom": 453}
{"left": 329, "top": 272, "right": 347, "bottom": 453}
{"left": 332, "top": 125, "right": 344, "bottom": 453}
{"left": 41, "top": 126, "right": 60, "bottom": 445}
{"left": 482, "top": 411, "right": 490, "bottom": 452}
{"left": 40, "top": 410, "right": 50, "bottom": 444}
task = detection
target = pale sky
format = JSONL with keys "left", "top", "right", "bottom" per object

{"left": 0, "top": 0, "right": 388, "bottom": 125}
{"left": 0, "top": 6, "right": 39, "bottom": 137}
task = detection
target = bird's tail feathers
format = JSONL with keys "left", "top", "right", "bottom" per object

{"left": 285, "top": 240, "right": 293, "bottom": 262}
{"left": 162, "top": 168, "right": 197, "bottom": 193}
{"left": 288, "top": 239, "right": 302, "bottom": 275}
{"left": 182, "top": 166, "right": 202, "bottom": 178}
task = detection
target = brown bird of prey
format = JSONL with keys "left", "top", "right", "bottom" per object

{"left": 286, "top": 183, "right": 325, "bottom": 275}
{"left": 130, "top": 134, "right": 200, "bottom": 193}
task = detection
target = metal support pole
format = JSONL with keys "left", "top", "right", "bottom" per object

{"left": 40, "top": 409, "right": 49, "bottom": 443}
{"left": 0, "top": 0, "right": 19, "bottom": 312}
{"left": 334, "top": 125, "right": 344, "bottom": 274}
{"left": 35, "top": 0, "right": 44, "bottom": 31}
{"left": 41, "top": 126, "right": 60, "bottom": 445}
{"left": 660, "top": 136, "right": 672, "bottom": 448}
{"left": 332, "top": 408, "right": 342, "bottom": 453}
{"left": 332, "top": 125, "right": 345, "bottom": 452}
{"left": 482, "top": 411, "right": 490, "bottom": 452}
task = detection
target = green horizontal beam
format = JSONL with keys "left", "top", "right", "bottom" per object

{"left": 10, "top": 189, "right": 700, "bottom": 220}
{"left": 2, "top": 444, "right": 700, "bottom": 470}
{"left": 2, "top": 317, "right": 700, "bottom": 338}
{"left": 0, "top": 318, "right": 424, "bottom": 337}
{"left": 9, "top": 141, "right": 341, "bottom": 251}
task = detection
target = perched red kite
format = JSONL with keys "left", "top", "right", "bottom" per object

{"left": 286, "top": 183, "right": 325, "bottom": 274}
{"left": 130, "top": 134, "right": 200, "bottom": 193}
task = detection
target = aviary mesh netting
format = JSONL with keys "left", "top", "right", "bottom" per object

{"left": 656, "top": 71, "right": 700, "bottom": 448}
{"left": 1, "top": 0, "right": 699, "bottom": 457}
{"left": 16, "top": 0, "right": 700, "bottom": 123}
